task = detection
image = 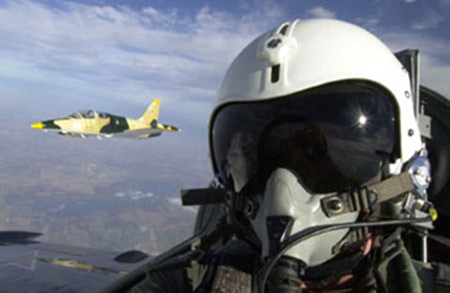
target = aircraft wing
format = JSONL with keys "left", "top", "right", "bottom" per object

{"left": 110, "top": 128, "right": 163, "bottom": 139}
{"left": 0, "top": 231, "right": 150, "bottom": 292}
{"left": 112, "top": 124, "right": 180, "bottom": 139}
{"left": 36, "top": 127, "right": 167, "bottom": 139}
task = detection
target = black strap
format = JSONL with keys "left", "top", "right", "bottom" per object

{"left": 181, "top": 188, "right": 228, "bottom": 206}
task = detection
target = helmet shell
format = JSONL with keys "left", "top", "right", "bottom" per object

{"left": 211, "top": 19, "right": 421, "bottom": 166}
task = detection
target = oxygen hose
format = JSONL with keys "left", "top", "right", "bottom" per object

{"left": 258, "top": 216, "right": 433, "bottom": 293}
{"left": 264, "top": 256, "right": 304, "bottom": 293}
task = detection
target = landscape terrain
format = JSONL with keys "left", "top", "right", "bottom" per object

{"left": 0, "top": 106, "right": 211, "bottom": 255}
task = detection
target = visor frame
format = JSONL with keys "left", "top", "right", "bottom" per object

{"left": 209, "top": 80, "right": 401, "bottom": 193}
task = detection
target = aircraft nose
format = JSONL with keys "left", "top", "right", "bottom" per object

{"left": 31, "top": 122, "right": 44, "bottom": 129}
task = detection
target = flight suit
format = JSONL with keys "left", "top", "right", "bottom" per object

{"left": 131, "top": 237, "right": 449, "bottom": 293}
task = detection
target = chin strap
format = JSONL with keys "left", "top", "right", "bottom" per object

{"left": 321, "top": 171, "right": 416, "bottom": 217}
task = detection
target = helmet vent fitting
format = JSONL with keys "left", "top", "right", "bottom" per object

{"left": 271, "top": 64, "right": 280, "bottom": 83}
{"left": 267, "top": 22, "right": 293, "bottom": 84}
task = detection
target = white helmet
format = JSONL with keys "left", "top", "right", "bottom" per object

{"left": 209, "top": 19, "right": 423, "bottom": 269}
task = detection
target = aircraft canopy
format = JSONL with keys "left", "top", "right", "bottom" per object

{"left": 67, "top": 110, "right": 108, "bottom": 119}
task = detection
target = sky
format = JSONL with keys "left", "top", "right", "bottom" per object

{"left": 1, "top": 0, "right": 448, "bottom": 178}
{"left": 0, "top": 0, "right": 449, "bottom": 121}
{"left": 0, "top": 0, "right": 448, "bottom": 251}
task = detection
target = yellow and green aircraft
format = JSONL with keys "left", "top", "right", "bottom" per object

{"left": 30, "top": 99, "right": 180, "bottom": 139}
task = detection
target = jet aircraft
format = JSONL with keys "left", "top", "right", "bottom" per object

{"left": 30, "top": 99, "right": 180, "bottom": 139}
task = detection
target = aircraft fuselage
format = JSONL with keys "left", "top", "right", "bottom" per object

{"left": 31, "top": 100, "right": 180, "bottom": 139}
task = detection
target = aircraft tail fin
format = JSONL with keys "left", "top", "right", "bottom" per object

{"left": 139, "top": 99, "right": 160, "bottom": 126}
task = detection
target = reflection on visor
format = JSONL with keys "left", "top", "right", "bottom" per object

{"left": 211, "top": 81, "right": 396, "bottom": 194}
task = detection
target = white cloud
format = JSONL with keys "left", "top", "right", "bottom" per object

{"left": 141, "top": 6, "right": 178, "bottom": 27}
{"left": 440, "top": 0, "right": 450, "bottom": 9}
{"left": 355, "top": 17, "right": 380, "bottom": 29}
{"left": 0, "top": 0, "right": 285, "bottom": 112}
{"left": 418, "top": 55, "right": 450, "bottom": 98}
{"left": 0, "top": 0, "right": 447, "bottom": 110}
{"left": 379, "top": 31, "right": 450, "bottom": 98}
{"left": 411, "top": 9, "right": 444, "bottom": 30}
{"left": 167, "top": 197, "right": 197, "bottom": 213}
{"left": 305, "top": 6, "right": 336, "bottom": 19}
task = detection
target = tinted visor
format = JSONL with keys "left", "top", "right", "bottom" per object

{"left": 210, "top": 81, "right": 396, "bottom": 194}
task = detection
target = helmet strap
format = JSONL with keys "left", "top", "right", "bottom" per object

{"left": 321, "top": 171, "right": 415, "bottom": 218}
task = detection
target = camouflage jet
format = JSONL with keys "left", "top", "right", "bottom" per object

{"left": 30, "top": 99, "right": 180, "bottom": 139}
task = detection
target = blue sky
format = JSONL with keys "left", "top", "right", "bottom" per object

{"left": 0, "top": 0, "right": 448, "bottom": 115}
{"left": 0, "top": 1, "right": 448, "bottom": 105}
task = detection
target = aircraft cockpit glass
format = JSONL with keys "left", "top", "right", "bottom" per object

{"left": 68, "top": 112, "right": 82, "bottom": 119}
{"left": 86, "top": 110, "right": 96, "bottom": 118}
{"left": 98, "top": 112, "right": 108, "bottom": 118}
{"left": 78, "top": 110, "right": 96, "bottom": 118}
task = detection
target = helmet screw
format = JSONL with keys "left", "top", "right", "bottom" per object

{"left": 328, "top": 198, "right": 344, "bottom": 212}
{"left": 426, "top": 176, "right": 432, "bottom": 183}
{"left": 408, "top": 129, "right": 414, "bottom": 136}
{"left": 414, "top": 168, "right": 422, "bottom": 176}
{"left": 405, "top": 91, "right": 410, "bottom": 99}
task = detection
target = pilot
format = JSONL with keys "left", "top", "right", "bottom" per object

{"left": 132, "top": 19, "right": 446, "bottom": 292}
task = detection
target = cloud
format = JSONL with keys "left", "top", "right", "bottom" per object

{"left": 411, "top": 9, "right": 444, "bottom": 30}
{"left": 167, "top": 197, "right": 197, "bottom": 213}
{"left": 0, "top": 0, "right": 285, "bottom": 113}
{"left": 305, "top": 6, "right": 336, "bottom": 19}
{"left": 0, "top": 0, "right": 447, "bottom": 109}
{"left": 378, "top": 31, "right": 450, "bottom": 97}
{"left": 418, "top": 54, "right": 450, "bottom": 98}
{"left": 141, "top": 6, "right": 178, "bottom": 27}
{"left": 440, "top": 0, "right": 450, "bottom": 9}
{"left": 355, "top": 17, "right": 380, "bottom": 29}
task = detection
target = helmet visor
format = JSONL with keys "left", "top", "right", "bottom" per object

{"left": 210, "top": 81, "right": 396, "bottom": 194}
